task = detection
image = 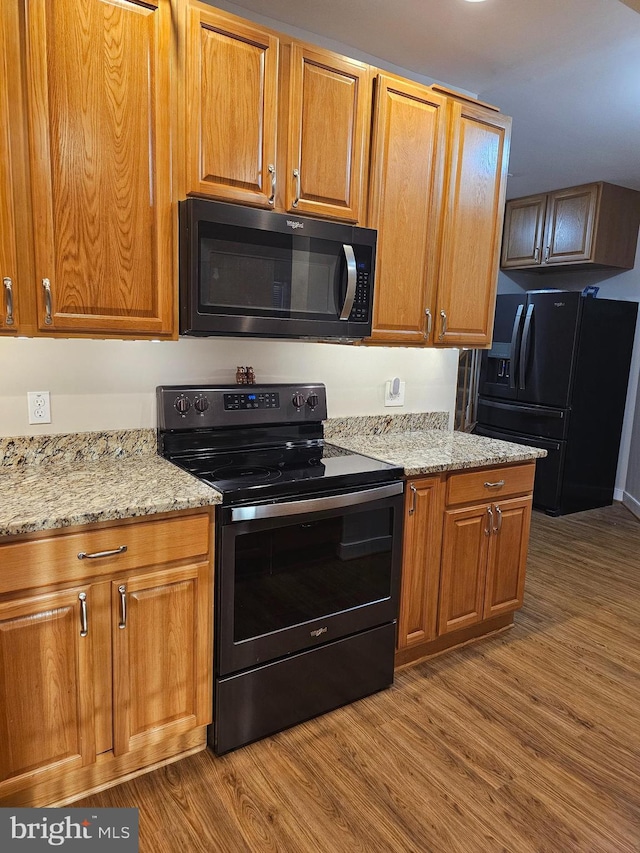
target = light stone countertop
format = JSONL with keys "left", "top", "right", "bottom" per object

{"left": 0, "top": 430, "right": 222, "bottom": 539}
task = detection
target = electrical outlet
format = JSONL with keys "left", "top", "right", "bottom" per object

{"left": 28, "top": 391, "right": 52, "bottom": 425}
{"left": 384, "top": 380, "right": 405, "bottom": 407}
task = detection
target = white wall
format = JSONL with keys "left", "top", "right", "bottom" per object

{"left": 0, "top": 336, "right": 459, "bottom": 437}
{"left": 497, "top": 239, "right": 640, "bottom": 500}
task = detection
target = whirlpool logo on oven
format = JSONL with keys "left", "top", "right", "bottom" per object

{"left": 1, "top": 809, "right": 139, "bottom": 850}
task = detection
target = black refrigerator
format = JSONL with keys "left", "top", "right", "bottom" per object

{"left": 475, "top": 290, "right": 637, "bottom": 515}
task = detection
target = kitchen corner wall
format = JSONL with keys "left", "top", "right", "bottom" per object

{"left": 0, "top": 337, "right": 458, "bottom": 437}
{"left": 497, "top": 239, "right": 640, "bottom": 504}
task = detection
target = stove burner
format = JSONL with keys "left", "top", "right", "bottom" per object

{"left": 210, "top": 465, "right": 281, "bottom": 482}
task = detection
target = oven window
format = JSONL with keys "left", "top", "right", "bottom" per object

{"left": 233, "top": 507, "right": 394, "bottom": 642}
{"left": 198, "top": 223, "right": 342, "bottom": 319}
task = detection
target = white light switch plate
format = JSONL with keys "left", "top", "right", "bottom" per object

{"left": 28, "top": 391, "right": 51, "bottom": 424}
{"left": 384, "top": 380, "right": 405, "bottom": 407}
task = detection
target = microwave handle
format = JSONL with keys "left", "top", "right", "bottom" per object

{"left": 339, "top": 244, "right": 357, "bottom": 320}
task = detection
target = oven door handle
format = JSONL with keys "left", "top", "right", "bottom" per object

{"left": 229, "top": 481, "right": 404, "bottom": 522}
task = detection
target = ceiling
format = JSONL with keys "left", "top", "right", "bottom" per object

{"left": 216, "top": 0, "right": 640, "bottom": 199}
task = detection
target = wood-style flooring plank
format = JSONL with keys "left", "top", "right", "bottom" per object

{"left": 76, "top": 504, "right": 640, "bottom": 852}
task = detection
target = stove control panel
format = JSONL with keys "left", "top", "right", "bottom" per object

{"left": 223, "top": 391, "right": 279, "bottom": 411}
{"left": 157, "top": 383, "right": 327, "bottom": 430}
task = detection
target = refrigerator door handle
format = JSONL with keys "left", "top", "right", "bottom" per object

{"left": 519, "top": 304, "right": 535, "bottom": 390}
{"left": 509, "top": 305, "right": 524, "bottom": 390}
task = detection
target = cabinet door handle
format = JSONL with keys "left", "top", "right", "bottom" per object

{"left": 79, "top": 592, "right": 88, "bottom": 637}
{"left": 544, "top": 245, "right": 550, "bottom": 262}
{"left": 408, "top": 483, "right": 417, "bottom": 515}
{"left": 485, "top": 506, "right": 493, "bottom": 536}
{"left": 268, "top": 164, "right": 276, "bottom": 205}
{"left": 534, "top": 246, "right": 540, "bottom": 263}
{"left": 439, "top": 310, "right": 447, "bottom": 340}
{"left": 42, "top": 278, "right": 53, "bottom": 325}
{"left": 493, "top": 505, "right": 502, "bottom": 534}
{"left": 292, "top": 168, "right": 301, "bottom": 207}
{"left": 424, "top": 308, "right": 432, "bottom": 338}
{"left": 78, "top": 545, "right": 127, "bottom": 560}
{"left": 484, "top": 480, "right": 505, "bottom": 489}
{"left": 3, "top": 277, "right": 14, "bottom": 326}
{"left": 118, "top": 584, "right": 127, "bottom": 629}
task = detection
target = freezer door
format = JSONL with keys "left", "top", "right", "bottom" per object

{"left": 518, "top": 291, "right": 581, "bottom": 407}
{"left": 476, "top": 397, "right": 568, "bottom": 440}
{"left": 474, "top": 424, "right": 565, "bottom": 514}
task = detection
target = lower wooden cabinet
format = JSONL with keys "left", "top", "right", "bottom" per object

{"left": 397, "top": 463, "right": 534, "bottom": 664}
{"left": 0, "top": 509, "right": 214, "bottom": 806}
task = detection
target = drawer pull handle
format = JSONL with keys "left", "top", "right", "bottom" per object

{"left": 118, "top": 584, "right": 127, "bottom": 629}
{"left": 493, "top": 505, "right": 502, "bottom": 534}
{"left": 484, "top": 480, "right": 505, "bottom": 489}
{"left": 408, "top": 483, "right": 418, "bottom": 515}
{"left": 79, "top": 592, "right": 88, "bottom": 637}
{"left": 485, "top": 506, "right": 493, "bottom": 536}
{"left": 78, "top": 545, "right": 127, "bottom": 560}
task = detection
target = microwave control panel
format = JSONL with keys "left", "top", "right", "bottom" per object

{"left": 350, "top": 268, "right": 370, "bottom": 322}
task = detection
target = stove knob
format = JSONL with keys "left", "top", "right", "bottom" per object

{"left": 292, "top": 392, "right": 305, "bottom": 409}
{"left": 174, "top": 394, "right": 191, "bottom": 416}
{"left": 306, "top": 393, "right": 319, "bottom": 410}
{"left": 194, "top": 394, "right": 209, "bottom": 414}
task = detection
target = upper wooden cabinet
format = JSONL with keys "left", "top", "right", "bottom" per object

{"left": 367, "top": 76, "right": 447, "bottom": 344}
{"left": 180, "top": 2, "right": 372, "bottom": 222}
{"left": 434, "top": 101, "right": 511, "bottom": 347}
{"left": 21, "top": 0, "right": 174, "bottom": 336}
{"left": 501, "top": 182, "right": 640, "bottom": 271}
{"left": 182, "top": 3, "right": 279, "bottom": 206}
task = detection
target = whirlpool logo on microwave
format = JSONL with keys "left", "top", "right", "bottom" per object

{"left": 286, "top": 219, "right": 304, "bottom": 229}
{"left": 1, "top": 809, "right": 139, "bottom": 850}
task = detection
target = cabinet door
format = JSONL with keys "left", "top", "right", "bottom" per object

{"left": 438, "top": 503, "right": 491, "bottom": 635}
{"left": 112, "top": 563, "right": 212, "bottom": 755}
{"left": 435, "top": 102, "right": 511, "bottom": 348}
{"left": 397, "top": 476, "right": 445, "bottom": 648}
{"left": 0, "top": 587, "right": 96, "bottom": 797}
{"left": 184, "top": 3, "right": 278, "bottom": 206}
{"left": 0, "top": 3, "right": 20, "bottom": 334}
{"left": 501, "top": 194, "right": 547, "bottom": 269}
{"left": 25, "top": 0, "right": 174, "bottom": 336}
{"left": 484, "top": 496, "right": 531, "bottom": 619}
{"left": 542, "top": 184, "right": 599, "bottom": 266}
{"left": 282, "top": 43, "right": 371, "bottom": 222}
{"left": 367, "top": 76, "right": 447, "bottom": 344}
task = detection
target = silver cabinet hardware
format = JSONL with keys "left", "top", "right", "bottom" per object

{"left": 3, "top": 278, "right": 14, "bottom": 325}
{"left": 485, "top": 506, "right": 493, "bottom": 536}
{"left": 292, "top": 168, "right": 301, "bottom": 207}
{"left": 408, "top": 483, "right": 417, "bottom": 515}
{"left": 494, "top": 505, "right": 502, "bottom": 534}
{"left": 544, "top": 245, "right": 550, "bottom": 262}
{"left": 424, "top": 308, "right": 432, "bottom": 338}
{"left": 79, "top": 592, "right": 88, "bottom": 637}
{"left": 78, "top": 545, "right": 128, "bottom": 560}
{"left": 534, "top": 246, "right": 540, "bottom": 262}
{"left": 118, "top": 585, "right": 127, "bottom": 629}
{"left": 439, "top": 309, "right": 447, "bottom": 339}
{"left": 268, "top": 164, "right": 276, "bottom": 205}
{"left": 339, "top": 244, "right": 357, "bottom": 320}
{"left": 42, "top": 278, "right": 53, "bottom": 325}
{"left": 483, "top": 480, "right": 505, "bottom": 489}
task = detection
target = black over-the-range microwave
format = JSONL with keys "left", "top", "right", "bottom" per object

{"left": 179, "top": 198, "right": 377, "bottom": 340}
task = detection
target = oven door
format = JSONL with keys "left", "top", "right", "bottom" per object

{"left": 217, "top": 482, "right": 404, "bottom": 676}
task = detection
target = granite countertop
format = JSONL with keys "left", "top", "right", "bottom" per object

{"left": 0, "top": 430, "right": 222, "bottom": 538}
{"left": 1, "top": 415, "right": 546, "bottom": 539}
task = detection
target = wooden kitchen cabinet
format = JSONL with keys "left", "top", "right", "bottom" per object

{"left": 434, "top": 99, "right": 511, "bottom": 347}
{"left": 18, "top": 0, "right": 174, "bottom": 337}
{"left": 367, "top": 75, "right": 447, "bottom": 344}
{"left": 501, "top": 182, "right": 640, "bottom": 271}
{"left": 438, "top": 466, "right": 533, "bottom": 634}
{"left": 397, "top": 476, "right": 445, "bottom": 648}
{"left": 0, "top": 509, "right": 213, "bottom": 807}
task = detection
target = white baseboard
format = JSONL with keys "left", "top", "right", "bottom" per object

{"left": 622, "top": 491, "right": 640, "bottom": 520}
{"left": 614, "top": 487, "right": 624, "bottom": 501}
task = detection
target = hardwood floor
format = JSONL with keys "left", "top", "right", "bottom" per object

{"left": 78, "top": 504, "right": 640, "bottom": 852}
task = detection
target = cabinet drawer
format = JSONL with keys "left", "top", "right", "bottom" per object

{"left": 0, "top": 512, "right": 211, "bottom": 596}
{"left": 446, "top": 464, "right": 535, "bottom": 506}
